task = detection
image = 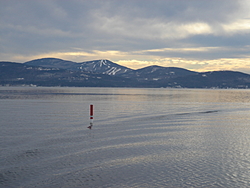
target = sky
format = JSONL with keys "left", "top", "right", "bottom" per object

{"left": 1, "top": 0, "right": 250, "bottom": 73}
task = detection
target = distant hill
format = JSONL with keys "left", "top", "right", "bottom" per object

{"left": 1, "top": 58, "right": 250, "bottom": 88}
{"left": 170, "top": 71, "right": 250, "bottom": 88}
{"left": 121, "top": 65, "right": 197, "bottom": 81}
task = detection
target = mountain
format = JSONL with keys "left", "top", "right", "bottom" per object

{"left": 25, "top": 58, "right": 132, "bottom": 76}
{"left": 170, "top": 71, "right": 250, "bottom": 88}
{"left": 0, "top": 61, "right": 137, "bottom": 87}
{"left": 2, "top": 58, "right": 250, "bottom": 88}
{"left": 76, "top": 59, "right": 132, "bottom": 75}
{"left": 121, "top": 65, "right": 197, "bottom": 81}
{"left": 25, "top": 58, "right": 77, "bottom": 70}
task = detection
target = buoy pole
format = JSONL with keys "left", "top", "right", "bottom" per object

{"left": 88, "top": 104, "right": 93, "bottom": 129}
{"left": 90, "top": 104, "right": 94, "bottom": 124}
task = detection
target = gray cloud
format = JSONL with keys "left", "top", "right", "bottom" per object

{"left": 1, "top": 0, "right": 250, "bottom": 72}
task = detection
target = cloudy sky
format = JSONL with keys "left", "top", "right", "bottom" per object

{"left": 1, "top": 0, "right": 250, "bottom": 73}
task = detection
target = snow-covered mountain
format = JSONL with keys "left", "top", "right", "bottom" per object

{"left": 25, "top": 58, "right": 132, "bottom": 76}
{"left": 77, "top": 59, "right": 132, "bottom": 75}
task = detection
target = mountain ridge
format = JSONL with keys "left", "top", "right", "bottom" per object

{"left": 1, "top": 58, "right": 250, "bottom": 88}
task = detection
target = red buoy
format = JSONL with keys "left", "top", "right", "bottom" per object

{"left": 88, "top": 104, "right": 94, "bottom": 129}
{"left": 90, "top": 104, "right": 93, "bottom": 119}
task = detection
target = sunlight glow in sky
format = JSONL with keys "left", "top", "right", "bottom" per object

{"left": 1, "top": 0, "right": 250, "bottom": 73}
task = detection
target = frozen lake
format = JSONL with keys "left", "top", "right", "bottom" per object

{"left": 1, "top": 87, "right": 250, "bottom": 187}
